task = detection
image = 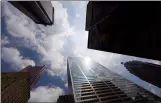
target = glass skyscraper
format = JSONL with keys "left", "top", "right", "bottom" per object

{"left": 67, "top": 57, "right": 161, "bottom": 103}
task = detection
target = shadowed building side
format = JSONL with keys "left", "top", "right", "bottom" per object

{"left": 67, "top": 59, "right": 74, "bottom": 95}
{"left": 9, "top": 1, "right": 54, "bottom": 25}
{"left": 57, "top": 95, "right": 74, "bottom": 103}
{"left": 123, "top": 61, "right": 161, "bottom": 89}
{"left": 85, "top": 1, "right": 161, "bottom": 61}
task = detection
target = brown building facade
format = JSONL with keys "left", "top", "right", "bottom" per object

{"left": 1, "top": 72, "right": 30, "bottom": 103}
{"left": 2, "top": 65, "right": 47, "bottom": 103}
{"left": 20, "top": 65, "right": 46, "bottom": 89}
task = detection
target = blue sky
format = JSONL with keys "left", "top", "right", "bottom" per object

{"left": 1, "top": 1, "right": 161, "bottom": 102}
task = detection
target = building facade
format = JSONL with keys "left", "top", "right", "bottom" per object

{"left": 57, "top": 95, "right": 74, "bottom": 103}
{"left": 85, "top": 1, "right": 161, "bottom": 61}
{"left": 2, "top": 65, "right": 47, "bottom": 103}
{"left": 1, "top": 72, "right": 30, "bottom": 103}
{"left": 123, "top": 61, "right": 161, "bottom": 89}
{"left": 9, "top": 1, "right": 54, "bottom": 25}
{"left": 20, "top": 65, "right": 47, "bottom": 89}
{"left": 67, "top": 57, "right": 161, "bottom": 103}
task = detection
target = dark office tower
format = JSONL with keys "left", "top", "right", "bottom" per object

{"left": 57, "top": 95, "right": 74, "bottom": 103}
{"left": 1, "top": 72, "right": 30, "bottom": 103}
{"left": 9, "top": 1, "right": 54, "bottom": 25}
{"left": 20, "top": 65, "right": 47, "bottom": 89}
{"left": 67, "top": 57, "right": 161, "bottom": 103}
{"left": 85, "top": 1, "right": 161, "bottom": 61}
{"left": 123, "top": 61, "right": 161, "bottom": 89}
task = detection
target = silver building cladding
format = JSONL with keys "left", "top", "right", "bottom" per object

{"left": 67, "top": 57, "right": 161, "bottom": 103}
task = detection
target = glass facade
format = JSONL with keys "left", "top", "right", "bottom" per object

{"left": 67, "top": 57, "right": 161, "bottom": 103}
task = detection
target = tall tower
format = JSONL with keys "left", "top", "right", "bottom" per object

{"left": 1, "top": 72, "right": 30, "bottom": 103}
{"left": 85, "top": 1, "right": 161, "bottom": 61}
{"left": 67, "top": 57, "right": 161, "bottom": 103}
{"left": 20, "top": 65, "right": 47, "bottom": 89}
{"left": 57, "top": 95, "right": 74, "bottom": 103}
{"left": 123, "top": 61, "right": 161, "bottom": 88}
{"left": 2, "top": 65, "right": 47, "bottom": 103}
{"left": 9, "top": 1, "right": 54, "bottom": 25}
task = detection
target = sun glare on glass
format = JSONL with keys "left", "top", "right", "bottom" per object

{"left": 84, "top": 57, "right": 92, "bottom": 69}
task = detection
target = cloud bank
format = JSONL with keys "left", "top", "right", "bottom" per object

{"left": 29, "top": 86, "right": 64, "bottom": 102}
{"left": 1, "top": 1, "right": 161, "bottom": 101}
{"left": 1, "top": 47, "right": 35, "bottom": 70}
{"left": 1, "top": 1, "right": 74, "bottom": 77}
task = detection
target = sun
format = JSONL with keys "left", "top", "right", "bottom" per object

{"left": 84, "top": 57, "right": 92, "bottom": 69}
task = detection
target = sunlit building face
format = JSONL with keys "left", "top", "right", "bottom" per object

{"left": 84, "top": 57, "right": 92, "bottom": 69}
{"left": 67, "top": 57, "right": 161, "bottom": 103}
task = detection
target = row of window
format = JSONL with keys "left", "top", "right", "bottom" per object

{"left": 73, "top": 82, "right": 90, "bottom": 86}
{"left": 74, "top": 88, "right": 93, "bottom": 91}
{"left": 72, "top": 75, "right": 161, "bottom": 102}
{"left": 79, "top": 95, "right": 97, "bottom": 101}
{"left": 2, "top": 78, "right": 30, "bottom": 103}
{"left": 75, "top": 84, "right": 91, "bottom": 87}
{"left": 95, "top": 89, "right": 119, "bottom": 95}
{"left": 99, "top": 93, "right": 128, "bottom": 99}
{"left": 100, "top": 94, "right": 131, "bottom": 102}
{"left": 81, "top": 92, "right": 95, "bottom": 96}
{"left": 90, "top": 82, "right": 104, "bottom": 85}
{"left": 73, "top": 80, "right": 88, "bottom": 83}
{"left": 74, "top": 85, "right": 91, "bottom": 89}
{"left": 77, "top": 98, "right": 99, "bottom": 103}
{"left": 75, "top": 89, "right": 94, "bottom": 94}
{"left": 74, "top": 84, "right": 91, "bottom": 88}
{"left": 93, "top": 85, "right": 109, "bottom": 89}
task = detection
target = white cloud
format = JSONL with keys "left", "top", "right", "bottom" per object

{"left": 71, "top": 1, "right": 88, "bottom": 9}
{"left": 2, "top": 1, "right": 161, "bottom": 98}
{"left": 1, "top": 47, "right": 35, "bottom": 70}
{"left": 6, "top": 17, "right": 36, "bottom": 39}
{"left": 50, "top": 1, "right": 74, "bottom": 36}
{"left": 2, "top": 1, "right": 74, "bottom": 77}
{"left": 76, "top": 13, "right": 80, "bottom": 18}
{"left": 1, "top": 36, "right": 10, "bottom": 46}
{"left": 67, "top": 1, "right": 161, "bottom": 97}
{"left": 2, "top": 2, "right": 37, "bottom": 40}
{"left": 65, "top": 82, "right": 68, "bottom": 88}
{"left": 79, "top": 1, "right": 88, "bottom": 9}
{"left": 29, "top": 86, "right": 64, "bottom": 102}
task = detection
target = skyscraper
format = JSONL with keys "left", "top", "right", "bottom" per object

{"left": 9, "top": 1, "right": 54, "bottom": 25}
{"left": 85, "top": 1, "right": 161, "bottom": 61}
{"left": 1, "top": 72, "right": 30, "bottom": 103}
{"left": 57, "top": 95, "right": 74, "bottom": 103}
{"left": 2, "top": 65, "right": 47, "bottom": 103}
{"left": 67, "top": 57, "right": 161, "bottom": 103}
{"left": 20, "top": 65, "right": 47, "bottom": 89}
{"left": 123, "top": 61, "right": 161, "bottom": 89}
